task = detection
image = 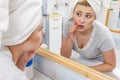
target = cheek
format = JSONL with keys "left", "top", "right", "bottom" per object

{"left": 23, "top": 32, "right": 43, "bottom": 51}
{"left": 31, "top": 33, "right": 43, "bottom": 50}
{"left": 35, "top": 33, "right": 42, "bottom": 43}
{"left": 39, "top": 35, "right": 43, "bottom": 44}
{"left": 30, "top": 32, "right": 42, "bottom": 46}
{"left": 86, "top": 19, "right": 95, "bottom": 26}
{"left": 73, "top": 17, "right": 78, "bottom": 23}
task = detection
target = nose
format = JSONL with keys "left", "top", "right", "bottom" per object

{"left": 79, "top": 16, "right": 85, "bottom": 24}
{"left": 41, "top": 29, "right": 45, "bottom": 36}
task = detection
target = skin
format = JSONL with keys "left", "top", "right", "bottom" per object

{"left": 8, "top": 20, "right": 45, "bottom": 71}
{"left": 60, "top": 4, "right": 116, "bottom": 72}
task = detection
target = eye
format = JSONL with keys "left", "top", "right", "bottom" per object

{"left": 85, "top": 15, "right": 92, "bottom": 19}
{"left": 76, "top": 12, "right": 82, "bottom": 17}
{"left": 39, "top": 26, "right": 43, "bottom": 31}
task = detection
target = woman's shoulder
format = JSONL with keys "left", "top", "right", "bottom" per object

{"left": 63, "top": 19, "right": 73, "bottom": 32}
{"left": 0, "top": 51, "right": 13, "bottom": 78}
{"left": 93, "top": 20, "right": 112, "bottom": 39}
{"left": 0, "top": 46, "right": 14, "bottom": 71}
{"left": 63, "top": 19, "right": 73, "bottom": 27}
{"left": 0, "top": 48, "right": 13, "bottom": 67}
{"left": 94, "top": 20, "right": 111, "bottom": 34}
{"left": 0, "top": 50, "right": 28, "bottom": 80}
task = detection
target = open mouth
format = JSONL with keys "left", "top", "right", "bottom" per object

{"left": 77, "top": 25, "right": 84, "bottom": 29}
{"left": 74, "top": 22, "right": 84, "bottom": 29}
{"left": 40, "top": 41, "right": 43, "bottom": 46}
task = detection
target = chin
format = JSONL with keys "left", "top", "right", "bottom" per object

{"left": 30, "top": 47, "right": 39, "bottom": 52}
{"left": 77, "top": 29, "right": 85, "bottom": 32}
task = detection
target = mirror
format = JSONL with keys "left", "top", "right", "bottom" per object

{"left": 35, "top": 48, "right": 116, "bottom": 80}
{"left": 35, "top": 0, "right": 120, "bottom": 80}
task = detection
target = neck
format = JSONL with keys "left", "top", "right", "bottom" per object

{"left": 8, "top": 45, "right": 24, "bottom": 63}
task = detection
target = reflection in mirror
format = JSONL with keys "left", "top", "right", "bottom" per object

{"left": 34, "top": 48, "right": 116, "bottom": 80}
{"left": 34, "top": 0, "right": 120, "bottom": 80}
{"left": 60, "top": 0, "right": 120, "bottom": 80}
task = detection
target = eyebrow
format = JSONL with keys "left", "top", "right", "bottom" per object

{"left": 76, "top": 10, "right": 82, "bottom": 13}
{"left": 86, "top": 13, "right": 93, "bottom": 15}
{"left": 75, "top": 10, "right": 94, "bottom": 16}
{"left": 76, "top": 10, "right": 92, "bottom": 14}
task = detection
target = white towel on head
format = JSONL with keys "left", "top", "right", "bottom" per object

{"left": 65, "top": 0, "right": 80, "bottom": 21}
{"left": 0, "top": 0, "right": 9, "bottom": 48}
{"left": 87, "top": 0, "right": 102, "bottom": 19}
{"left": 1, "top": 0, "right": 42, "bottom": 46}
{"left": 67, "top": 0, "right": 102, "bottom": 20}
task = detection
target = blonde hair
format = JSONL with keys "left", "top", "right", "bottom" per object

{"left": 73, "top": 0, "right": 91, "bottom": 12}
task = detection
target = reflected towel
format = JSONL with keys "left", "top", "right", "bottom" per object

{"left": 67, "top": 0, "right": 102, "bottom": 20}
{"left": 87, "top": 0, "right": 102, "bottom": 19}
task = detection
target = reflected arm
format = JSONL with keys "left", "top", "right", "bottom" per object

{"left": 60, "top": 36, "right": 73, "bottom": 58}
{"left": 90, "top": 48, "right": 116, "bottom": 72}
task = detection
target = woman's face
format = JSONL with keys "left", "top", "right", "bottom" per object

{"left": 23, "top": 20, "right": 45, "bottom": 52}
{"left": 73, "top": 4, "right": 96, "bottom": 32}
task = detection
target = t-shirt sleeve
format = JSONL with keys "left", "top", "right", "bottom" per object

{"left": 100, "top": 32, "right": 115, "bottom": 52}
{"left": 62, "top": 20, "right": 73, "bottom": 37}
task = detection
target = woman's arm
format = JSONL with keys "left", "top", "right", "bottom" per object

{"left": 90, "top": 48, "right": 116, "bottom": 72}
{"left": 60, "top": 36, "right": 73, "bottom": 58}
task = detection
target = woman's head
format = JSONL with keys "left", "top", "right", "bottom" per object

{"left": 73, "top": 0, "right": 96, "bottom": 32}
{"left": 72, "top": 0, "right": 101, "bottom": 20}
{"left": 1, "top": 0, "right": 44, "bottom": 53}
{"left": 21, "top": 19, "right": 45, "bottom": 52}
{"left": 2, "top": 0, "right": 43, "bottom": 46}
{"left": 8, "top": 19, "right": 45, "bottom": 53}
{"left": 73, "top": 0, "right": 91, "bottom": 14}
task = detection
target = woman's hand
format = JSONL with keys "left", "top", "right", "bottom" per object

{"left": 16, "top": 51, "right": 36, "bottom": 71}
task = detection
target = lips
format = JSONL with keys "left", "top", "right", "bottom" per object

{"left": 74, "top": 22, "right": 84, "bottom": 29}
{"left": 40, "top": 41, "right": 43, "bottom": 46}
{"left": 69, "top": 22, "right": 85, "bottom": 35}
{"left": 77, "top": 25, "right": 84, "bottom": 29}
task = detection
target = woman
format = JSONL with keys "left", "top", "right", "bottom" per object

{"left": 0, "top": 0, "right": 45, "bottom": 80}
{"left": 61, "top": 0, "right": 116, "bottom": 73}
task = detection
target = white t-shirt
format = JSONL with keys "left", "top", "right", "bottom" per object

{"left": 0, "top": 46, "right": 28, "bottom": 80}
{"left": 62, "top": 20, "right": 115, "bottom": 62}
